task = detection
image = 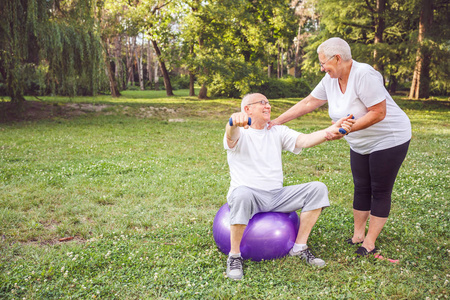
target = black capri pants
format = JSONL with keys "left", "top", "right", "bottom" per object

{"left": 350, "top": 140, "right": 410, "bottom": 218}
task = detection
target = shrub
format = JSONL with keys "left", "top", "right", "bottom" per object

{"left": 250, "top": 77, "right": 311, "bottom": 99}
{"left": 171, "top": 75, "right": 190, "bottom": 90}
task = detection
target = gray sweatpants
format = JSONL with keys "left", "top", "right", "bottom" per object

{"left": 227, "top": 182, "right": 330, "bottom": 225}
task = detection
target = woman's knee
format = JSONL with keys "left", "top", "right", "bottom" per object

{"left": 370, "top": 191, "right": 392, "bottom": 217}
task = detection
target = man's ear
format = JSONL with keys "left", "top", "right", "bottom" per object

{"left": 244, "top": 106, "right": 251, "bottom": 114}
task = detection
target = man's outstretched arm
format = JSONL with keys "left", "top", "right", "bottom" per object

{"left": 226, "top": 112, "right": 250, "bottom": 148}
{"left": 296, "top": 115, "right": 355, "bottom": 149}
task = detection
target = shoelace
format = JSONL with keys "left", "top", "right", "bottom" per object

{"left": 302, "top": 249, "right": 317, "bottom": 262}
{"left": 229, "top": 257, "right": 243, "bottom": 270}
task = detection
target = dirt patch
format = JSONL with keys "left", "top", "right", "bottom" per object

{"left": 0, "top": 101, "right": 110, "bottom": 123}
{"left": 0, "top": 101, "right": 180, "bottom": 123}
{"left": 29, "top": 236, "right": 87, "bottom": 246}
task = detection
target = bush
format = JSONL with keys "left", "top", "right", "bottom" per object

{"left": 204, "top": 56, "right": 265, "bottom": 98}
{"left": 430, "top": 80, "right": 450, "bottom": 96}
{"left": 208, "top": 74, "right": 242, "bottom": 98}
{"left": 171, "top": 75, "right": 190, "bottom": 90}
{"left": 250, "top": 77, "right": 311, "bottom": 99}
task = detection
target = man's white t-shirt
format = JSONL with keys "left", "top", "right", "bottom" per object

{"left": 223, "top": 125, "right": 301, "bottom": 197}
{"left": 311, "top": 60, "right": 411, "bottom": 155}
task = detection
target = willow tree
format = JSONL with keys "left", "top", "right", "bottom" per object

{"left": 0, "top": 0, "right": 104, "bottom": 110}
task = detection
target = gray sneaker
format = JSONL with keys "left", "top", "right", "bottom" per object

{"left": 289, "top": 247, "right": 326, "bottom": 267}
{"left": 226, "top": 255, "right": 244, "bottom": 280}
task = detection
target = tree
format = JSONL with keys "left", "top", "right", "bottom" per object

{"left": 102, "top": 37, "right": 121, "bottom": 97}
{"left": 291, "top": 0, "right": 319, "bottom": 78}
{"left": 372, "top": 0, "right": 386, "bottom": 72}
{"left": 138, "top": 1, "right": 176, "bottom": 96}
{"left": 151, "top": 39, "right": 174, "bottom": 95}
{"left": 409, "top": 0, "right": 433, "bottom": 99}
{"left": 179, "top": 0, "right": 298, "bottom": 98}
{"left": 102, "top": 0, "right": 177, "bottom": 96}
{"left": 0, "top": 0, "right": 104, "bottom": 109}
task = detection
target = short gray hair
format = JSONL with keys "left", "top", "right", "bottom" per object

{"left": 317, "top": 37, "right": 352, "bottom": 61}
{"left": 241, "top": 93, "right": 254, "bottom": 112}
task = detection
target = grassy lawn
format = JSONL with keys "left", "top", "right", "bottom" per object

{"left": 0, "top": 90, "right": 449, "bottom": 299}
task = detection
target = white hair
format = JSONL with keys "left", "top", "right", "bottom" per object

{"left": 241, "top": 93, "right": 254, "bottom": 112}
{"left": 317, "top": 37, "right": 352, "bottom": 61}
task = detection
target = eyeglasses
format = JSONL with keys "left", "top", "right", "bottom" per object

{"left": 319, "top": 55, "right": 336, "bottom": 68}
{"left": 247, "top": 100, "right": 270, "bottom": 106}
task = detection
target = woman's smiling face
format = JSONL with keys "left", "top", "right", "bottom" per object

{"left": 319, "top": 53, "right": 338, "bottom": 78}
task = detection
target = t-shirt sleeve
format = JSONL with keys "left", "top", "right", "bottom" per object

{"left": 223, "top": 128, "right": 243, "bottom": 151}
{"left": 310, "top": 77, "right": 328, "bottom": 100}
{"left": 357, "top": 69, "right": 387, "bottom": 107}
{"left": 279, "top": 126, "right": 302, "bottom": 154}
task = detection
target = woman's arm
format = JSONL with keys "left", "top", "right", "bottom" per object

{"left": 351, "top": 100, "right": 386, "bottom": 132}
{"left": 268, "top": 94, "right": 327, "bottom": 128}
{"left": 295, "top": 115, "right": 355, "bottom": 148}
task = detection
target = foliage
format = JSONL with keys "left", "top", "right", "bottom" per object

{"left": 179, "top": 0, "right": 299, "bottom": 96}
{"left": 2, "top": 0, "right": 448, "bottom": 105}
{"left": 308, "top": 0, "right": 450, "bottom": 96}
{"left": 170, "top": 75, "right": 191, "bottom": 90}
{"left": 249, "top": 77, "right": 311, "bottom": 99}
{"left": 206, "top": 54, "right": 266, "bottom": 98}
{"left": 0, "top": 91, "right": 448, "bottom": 299}
{"left": 0, "top": 0, "right": 105, "bottom": 102}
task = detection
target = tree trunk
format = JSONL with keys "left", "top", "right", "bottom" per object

{"left": 103, "top": 38, "right": 120, "bottom": 97}
{"left": 151, "top": 39, "right": 174, "bottom": 96}
{"left": 126, "top": 36, "right": 131, "bottom": 86}
{"left": 280, "top": 47, "right": 284, "bottom": 78}
{"left": 198, "top": 82, "right": 207, "bottom": 99}
{"left": 197, "top": 28, "right": 208, "bottom": 99}
{"left": 409, "top": 0, "right": 433, "bottom": 99}
{"left": 147, "top": 40, "right": 153, "bottom": 89}
{"left": 388, "top": 75, "right": 398, "bottom": 93}
{"left": 154, "top": 59, "right": 159, "bottom": 91}
{"left": 189, "top": 71, "right": 196, "bottom": 96}
{"left": 114, "top": 35, "right": 123, "bottom": 90}
{"left": 277, "top": 46, "right": 280, "bottom": 79}
{"left": 137, "top": 44, "right": 144, "bottom": 90}
{"left": 294, "top": 29, "right": 302, "bottom": 78}
{"left": 189, "top": 44, "right": 195, "bottom": 96}
{"left": 373, "top": 0, "right": 385, "bottom": 73}
{"left": 127, "top": 36, "right": 136, "bottom": 86}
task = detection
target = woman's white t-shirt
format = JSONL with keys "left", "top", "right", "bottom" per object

{"left": 311, "top": 60, "right": 411, "bottom": 155}
{"left": 223, "top": 125, "right": 301, "bottom": 198}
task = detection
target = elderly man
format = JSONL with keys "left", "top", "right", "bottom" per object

{"left": 224, "top": 93, "right": 354, "bottom": 280}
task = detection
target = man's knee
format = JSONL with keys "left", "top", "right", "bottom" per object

{"left": 229, "top": 186, "right": 254, "bottom": 208}
{"left": 311, "top": 181, "right": 328, "bottom": 197}
{"left": 228, "top": 186, "right": 255, "bottom": 225}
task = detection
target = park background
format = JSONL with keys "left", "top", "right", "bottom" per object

{"left": 1, "top": 0, "right": 449, "bottom": 299}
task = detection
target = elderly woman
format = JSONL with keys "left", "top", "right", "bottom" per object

{"left": 269, "top": 37, "right": 411, "bottom": 257}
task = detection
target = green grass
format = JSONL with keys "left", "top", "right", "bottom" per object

{"left": 0, "top": 90, "right": 449, "bottom": 299}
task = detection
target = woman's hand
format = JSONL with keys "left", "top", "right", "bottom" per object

{"left": 325, "top": 115, "right": 355, "bottom": 140}
{"left": 267, "top": 118, "right": 281, "bottom": 129}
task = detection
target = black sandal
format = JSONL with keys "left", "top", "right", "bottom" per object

{"left": 346, "top": 238, "right": 363, "bottom": 245}
{"left": 355, "top": 246, "right": 378, "bottom": 257}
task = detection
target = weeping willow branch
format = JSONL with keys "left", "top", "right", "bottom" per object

{"left": 0, "top": 0, "right": 105, "bottom": 112}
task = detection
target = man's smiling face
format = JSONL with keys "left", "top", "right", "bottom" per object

{"left": 245, "top": 93, "right": 271, "bottom": 126}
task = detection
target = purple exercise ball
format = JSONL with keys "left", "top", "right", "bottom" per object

{"left": 212, "top": 203, "right": 300, "bottom": 261}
